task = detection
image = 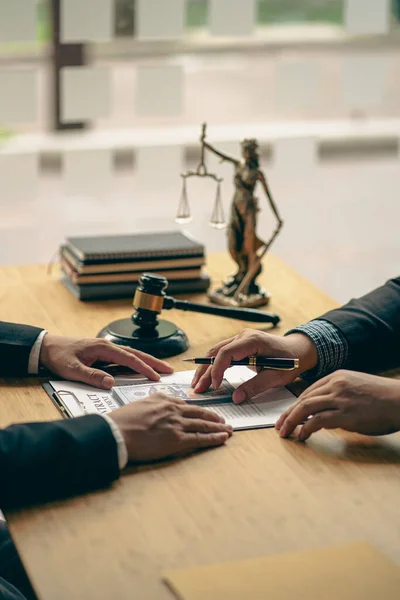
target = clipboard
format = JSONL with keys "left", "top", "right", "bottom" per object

{"left": 43, "top": 383, "right": 84, "bottom": 419}
{"left": 42, "top": 381, "right": 125, "bottom": 419}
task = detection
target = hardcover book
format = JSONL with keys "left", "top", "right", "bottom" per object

{"left": 61, "top": 274, "right": 211, "bottom": 301}
{"left": 65, "top": 231, "right": 204, "bottom": 263}
{"left": 61, "top": 245, "right": 205, "bottom": 275}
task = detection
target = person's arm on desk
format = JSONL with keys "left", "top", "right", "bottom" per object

{"left": 0, "top": 324, "right": 231, "bottom": 510}
{"left": 0, "top": 321, "right": 174, "bottom": 385}
{"left": 276, "top": 276, "right": 400, "bottom": 440}
{"left": 193, "top": 277, "right": 400, "bottom": 442}
{"left": 0, "top": 395, "right": 232, "bottom": 510}
{"left": 276, "top": 370, "right": 400, "bottom": 441}
{"left": 292, "top": 276, "right": 400, "bottom": 375}
{"left": 193, "top": 277, "right": 400, "bottom": 398}
{"left": 0, "top": 321, "right": 176, "bottom": 473}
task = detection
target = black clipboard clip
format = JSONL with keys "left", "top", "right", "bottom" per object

{"left": 43, "top": 384, "right": 88, "bottom": 419}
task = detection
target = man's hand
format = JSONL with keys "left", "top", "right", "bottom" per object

{"left": 276, "top": 370, "right": 400, "bottom": 441}
{"left": 192, "top": 329, "right": 318, "bottom": 404}
{"left": 110, "top": 393, "right": 233, "bottom": 462}
{"left": 39, "top": 335, "right": 173, "bottom": 389}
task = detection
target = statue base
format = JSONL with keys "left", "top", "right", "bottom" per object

{"left": 97, "top": 318, "right": 189, "bottom": 359}
{"left": 208, "top": 287, "right": 270, "bottom": 309}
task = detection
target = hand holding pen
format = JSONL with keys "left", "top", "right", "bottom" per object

{"left": 191, "top": 328, "right": 319, "bottom": 404}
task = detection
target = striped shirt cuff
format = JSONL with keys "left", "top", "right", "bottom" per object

{"left": 285, "top": 320, "right": 349, "bottom": 381}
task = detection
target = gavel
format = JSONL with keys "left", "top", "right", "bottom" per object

{"left": 97, "top": 273, "right": 280, "bottom": 358}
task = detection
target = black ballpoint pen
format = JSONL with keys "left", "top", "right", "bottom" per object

{"left": 183, "top": 357, "right": 300, "bottom": 371}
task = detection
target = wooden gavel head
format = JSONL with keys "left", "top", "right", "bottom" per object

{"left": 99, "top": 273, "right": 279, "bottom": 357}
{"left": 98, "top": 272, "right": 189, "bottom": 357}
{"left": 132, "top": 273, "right": 169, "bottom": 333}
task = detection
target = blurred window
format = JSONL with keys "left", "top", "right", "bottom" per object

{"left": 187, "top": 0, "right": 343, "bottom": 28}
{"left": 186, "top": 0, "right": 400, "bottom": 28}
{"left": 0, "top": 0, "right": 49, "bottom": 57}
{"left": 115, "top": 0, "right": 135, "bottom": 37}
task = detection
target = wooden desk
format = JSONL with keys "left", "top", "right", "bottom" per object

{"left": 1, "top": 254, "right": 400, "bottom": 600}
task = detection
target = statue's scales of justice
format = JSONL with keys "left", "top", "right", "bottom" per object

{"left": 176, "top": 123, "right": 284, "bottom": 308}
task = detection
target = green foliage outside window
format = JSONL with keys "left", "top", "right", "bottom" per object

{"left": 258, "top": 0, "right": 343, "bottom": 24}
{"left": 187, "top": 0, "right": 400, "bottom": 28}
{"left": 187, "top": 0, "right": 344, "bottom": 28}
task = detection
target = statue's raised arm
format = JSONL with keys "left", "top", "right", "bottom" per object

{"left": 201, "top": 123, "right": 240, "bottom": 167}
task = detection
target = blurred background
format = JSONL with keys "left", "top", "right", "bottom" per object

{"left": 1, "top": 0, "right": 399, "bottom": 302}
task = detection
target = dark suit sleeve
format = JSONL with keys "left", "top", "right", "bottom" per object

{"left": 319, "top": 277, "right": 400, "bottom": 373}
{"left": 0, "top": 578, "right": 26, "bottom": 600}
{"left": 0, "top": 322, "right": 44, "bottom": 377}
{"left": 0, "top": 415, "right": 120, "bottom": 511}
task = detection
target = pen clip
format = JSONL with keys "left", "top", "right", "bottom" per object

{"left": 260, "top": 366, "right": 297, "bottom": 371}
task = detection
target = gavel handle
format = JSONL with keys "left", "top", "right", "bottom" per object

{"left": 164, "top": 297, "right": 280, "bottom": 326}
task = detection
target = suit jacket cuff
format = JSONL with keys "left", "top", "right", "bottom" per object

{"left": 319, "top": 277, "right": 400, "bottom": 372}
{"left": 0, "top": 322, "right": 45, "bottom": 376}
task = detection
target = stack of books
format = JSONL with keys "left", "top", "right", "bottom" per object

{"left": 60, "top": 231, "right": 211, "bottom": 301}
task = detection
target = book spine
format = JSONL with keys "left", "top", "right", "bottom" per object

{"left": 61, "top": 248, "right": 205, "bottom": 275}
{"left": 86, "top": 247, "right": 204, "bottom": 261}
{"left": 62, "top": 266, "right": 203, "bottom": 285}
{"left": 62, "top": 276, "right": 211, "bottom": 301}
{"left": 63, "top": 246, "right": 205, "bottom": 266}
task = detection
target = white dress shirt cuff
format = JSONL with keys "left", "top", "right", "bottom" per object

{"left": 102, "top": 414, "right": 128, "bottom": 470}
{"left": 28, "top": 330, "right": 48, "bottom": 375}
{"left": 28, "top": 332, "right": 128, "bottom": 470}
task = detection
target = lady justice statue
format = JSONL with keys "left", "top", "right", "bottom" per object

{"left": 201, "top": 125, "right": 284, "bottom": 308}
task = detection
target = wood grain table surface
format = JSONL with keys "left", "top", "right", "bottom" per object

{"left": 1, "top": 253, "right": 400, "bottom": 600}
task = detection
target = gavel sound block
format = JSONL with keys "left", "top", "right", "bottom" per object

{"left": 97, "top": 273, "right": 281, "bottom": 359}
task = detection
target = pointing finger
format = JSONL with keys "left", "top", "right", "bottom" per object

{"left": 193, "top": 366, "right": 213, "bottom": 393}
{"left": 191, "top": 336, "right": 236, "bottom": 388}
{"left": 192, "top": 364, "right": 211, "bottom": 389}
